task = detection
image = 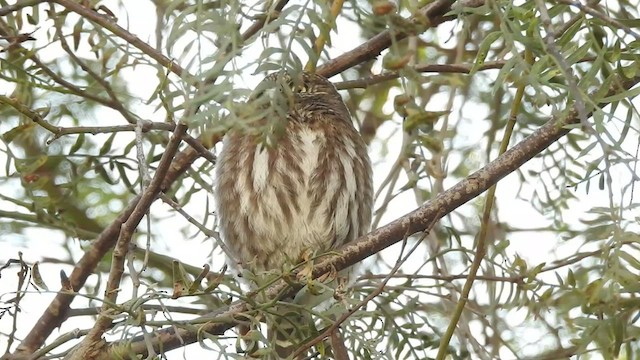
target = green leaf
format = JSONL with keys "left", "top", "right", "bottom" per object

{"left": 15, "top": 155, "right": 48, "bottom": 174}
{"left": 94, "top": 161, "right": 117, "bottom": 185}
{"left": 403, "top": 110, "right": 449, "bottom": 132}
{"left": 565, "top": 39, "right": 591, "bottom": 65}
{"left": 27, "top": 12, "right": 39, "bottom": 26}
{"left": 2, "top": 123, "right": 36, "bottom": 144}
{"left": 115, "top": 162, "right": 136, "bottom": 194}
{"left": 99, "top": 133, "right": 116, "bottom": 156}
{"left": 600, "top": 79, "right": 640, "bottom": 102}
{"left": 471, "top": 31, "right": 502, "bottom": 74}
{"left": 527, "top": 262, "right": 546, "bottom": 282}
{"left": 584, "top": 278, "right": 604, "bottom": 305}
{"left": 554, "top": 271, "right": 564, "bottom": 287}
{"left": 492, "top": 57, "right": 516, "bottom": 95}
{"left": 73, "top": 19, "right": 83, "bottom": 51}
{"left": 558, "top": 17, "right": 584, "bottom": 47}
{"left": 69, "top": 133, "right": 85, "bottom": 155}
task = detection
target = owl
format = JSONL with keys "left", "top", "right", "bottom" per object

{"left": 215, "top": 71, "right": 373, "bottom": 357}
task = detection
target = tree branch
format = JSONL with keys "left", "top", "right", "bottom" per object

{"left": 65, "top": 123, "right": 188, "bottom": 360}
{"left": 317, "top": 0, "right": 463, "bottom": 78}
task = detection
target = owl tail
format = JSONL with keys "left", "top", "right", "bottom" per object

{"left": 267, "top": 280, "right": 343, "bottom": 359}
{"left": 267, "top": 305, "right": 313, "bottom": 359}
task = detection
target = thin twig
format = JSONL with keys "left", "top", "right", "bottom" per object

{"left": 334, "top": 58, "right": 596, "bottom": 90}
{"left": 305, "top": 0, "right": 345, "bottom": 72}
{"left": 0, "top": 0, "right": 46, "bottom": 16}
{"left": 554, "top": 0, "right": 640, "bottom": 40}
{"left": 436, "top": 37, "right": 534, "bottom": 359}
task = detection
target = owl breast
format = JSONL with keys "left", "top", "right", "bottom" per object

{"left": 215, "top": 119, "right": 372, "bottom": 274}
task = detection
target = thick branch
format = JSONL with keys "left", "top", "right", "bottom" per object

{"left": 0, "top": 0, "right": 45, "bottom": 17}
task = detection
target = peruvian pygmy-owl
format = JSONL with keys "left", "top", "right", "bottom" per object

{"left": 215, "top": 71, "right": 373, "bottom": 356}
{"left": 216, "top": 71, "right": 372, "bottom": 275}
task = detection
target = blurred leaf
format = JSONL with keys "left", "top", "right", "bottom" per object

{"left": 15, "top": 155, "right": 48, "bottom": 174}
{"left": 69, "top": 133, "right": 85, "bottom": 155}
{"left": 98, "top": 133, "right": 116, "bottom": 156}
{"left": 471, "top": 31, "right": 501, "bottom": 74}
{"left": 2, "top": 123, "right": 36, "bottom": 144}
{"left": 31, "top": 262, "right": 48, "bottom": 291}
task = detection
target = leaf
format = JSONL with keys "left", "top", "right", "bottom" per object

{"left": 69, "top": 133, "right": 85, "bottom": 155}
{"left": 171, "top": 260, "right": 190, "bottom": 299}
{"left": 539, "top": 288, "right": 553, "bottom": 302}
{"left": 115, "top": 162, "right": 136, "bottom": 194}
{"left": 93, "top": 161, "right": 116, "bottom": 185}
{"left": 584, "top": 279, "right": 604, "bottom": 305}
{"left": 567, "top": 269, "right": 576, "bottom": 287}
{"left": 73, "top": 19, "right": 83, "bottom": 51}
{"left": 27, "top": 11, "right": 39, "bottom": 25}
{"left": 2, "top": 123, "right": 36, "bottom": 144}
{"left": 565, "top": 39, "right": 592, "bottom": 65}
{"left": 403, "top": 110, "right": 449, "bottom": 132}
{"left": 188, "top": 264, "right": 210, "bottom": 294}
{"left": 611, "top": 316, "right": 624, "bottom": 356}
{"left": 600, "top": 79, "right": 640, "bottom": 102}
{"left": 492, "top": 56, "right": 516, "bottom": 95}
{"left": 598, "top": 172, "right": 605, "bottom": 190}
{"left": 620, "top": 62, "right": 638, "bottom": 79}
{"left": 31, "top": 262, "right": 48, "bottom": 291}
{"left": 470, "top": 31, "right": 502, "bottom": 74}
{"left": 15, "top": 155, "right": 48, "bottom": 174}
{"left": 99, "top": 133, "right": 116, "bottom": 156}
{"left": 527, "top": 262, "right": 546, "bottom": 282}
{"left": 203, "top": 267, "right": 225, "bottom": 293}
{"left": 558, "top": 17, "right": 584, "bottom": 47}
{"left": 614, "top": 266, "right": 640, "bottom": 292}
{"left": 382, "top": 52, "right": 411, "bottom": 70}
{"left": 554, "top": 271, "right": 564, "bottom": 287}
{"left": 101, "top": 46, "right": 117, "bottom": 71}
{"left": 512, "top": 256, "right": 527, "bottom": 272}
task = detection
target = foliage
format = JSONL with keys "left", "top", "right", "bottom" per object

{"left": 0, "top": 0, "right": 639, "bottom": 359}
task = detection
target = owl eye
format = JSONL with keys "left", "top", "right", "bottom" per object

{"left": 288, "top": 76, "right": 311, "bottom": 94}
{"left": 297, "top": 83, "right": 310, "bottom": 93}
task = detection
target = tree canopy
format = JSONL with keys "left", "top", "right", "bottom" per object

{"left": 1, "top": 0, "right": 639, "bottom": 359}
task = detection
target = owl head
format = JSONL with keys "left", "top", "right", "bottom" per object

{"left": 251, "top": 71, "right": 341, "bottom": 105}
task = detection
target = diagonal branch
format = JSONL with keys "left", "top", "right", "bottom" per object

{"left": 317, "top": 0, "right": 462, "bottom": 78}
{"left": 64, "top": 123, "right": 188, "bottom": 360}
{"left": 0, "top": 0, "right": 45, "bottom": 17}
